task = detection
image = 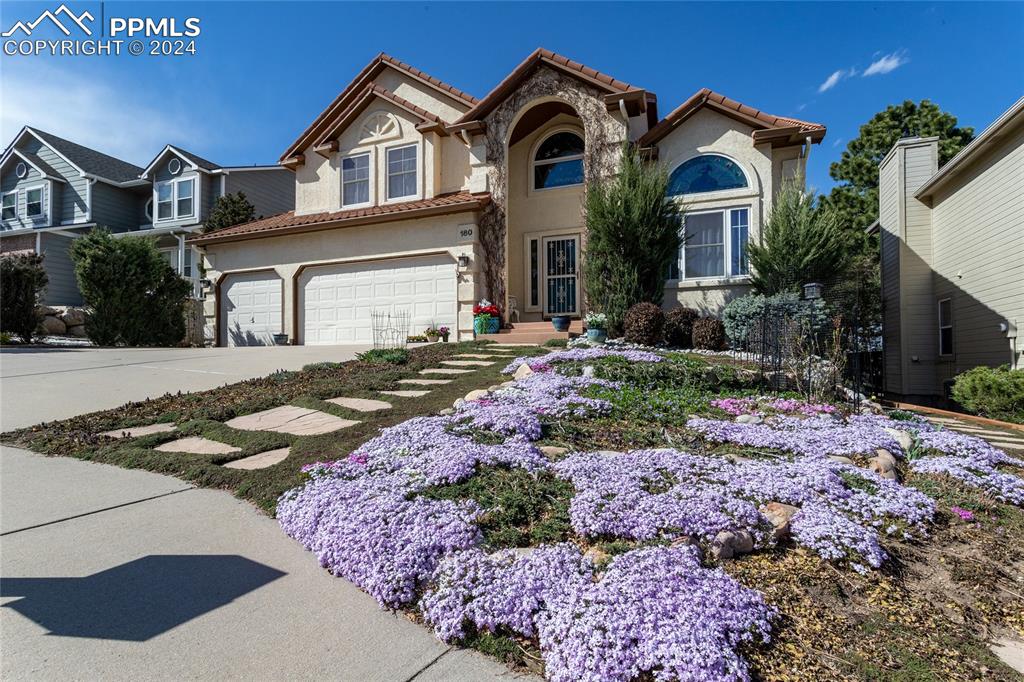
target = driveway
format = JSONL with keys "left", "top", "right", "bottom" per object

{"left": 0, "top": 347, "right": 529, "bottom": 681}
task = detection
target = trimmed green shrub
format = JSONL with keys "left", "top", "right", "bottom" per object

{"left": 664, "top": 307, "right": 699, "bottom": 348}
{"left": 357, "top": 348, "right": 410, "bottom": 365}
{"left": 544, "top": 338, "right": 569, "bottom": 348}
{"left": 0, "top": 253, "right": 48, "bottom": 343}
{"left": 722, "top": 292, "right": 827, "bottom": 349}
{"left": 70, "top": 229, "right": 191, "bottom": 346}
{"left": 951, "top": 365, "right": 1024, "bottom": 424}
{"left": 692, "top": 317, "right": 726, "bottom": 350}
{"left": 623, "top": 302, "right": 664, "bottom": 346}
{"left": 583, "top": 144, "right": 683, "bottom": 335}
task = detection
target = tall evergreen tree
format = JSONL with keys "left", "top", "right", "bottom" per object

{"left": 203, "top": 192, "right": 257, "bottom": 233}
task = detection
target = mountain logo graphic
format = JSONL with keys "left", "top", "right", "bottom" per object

{"left": 2, "top": 4, "right": 94, "bottom": 37}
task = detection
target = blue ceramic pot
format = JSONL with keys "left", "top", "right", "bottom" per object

{"left": 586, "top": 328, "right": 608, "bottom": 344}
{"left": 474, "top": 317, "right": 500, "bottom": 335}
{"left": 551, "top": 316, "right": 571, "bottom": 332}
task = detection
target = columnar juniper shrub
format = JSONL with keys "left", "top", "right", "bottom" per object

{"left": 692, "top": 317, "right": 727, "bottom": 350}
{"left": 663, "top": 307, "right": 699, "bottom": 348}
{"left": 623, "top": 302, "right": 665, "bottom": 345}
{"left": 0, "top": 253, "right": 48, "bottom": 342}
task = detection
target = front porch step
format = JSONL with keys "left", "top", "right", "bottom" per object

{"left": 504, "top": 320, "right": 584, "bottom": 333}
{"left": 478, "top": 331, "right": 569, "bottom": 344}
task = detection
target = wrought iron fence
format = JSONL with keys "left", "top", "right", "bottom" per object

{"left": 371, "top": 309, "right": 410, "bottom": 350}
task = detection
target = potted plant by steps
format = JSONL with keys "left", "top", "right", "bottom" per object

{"left": 272, "top": 332, "right": 290, "bottom": 346}
{"left": 551, "top": 315, "right": 571, "bottom": 333}
{"left": 584, "top": 312, "right": 608, "bottom": 344}
{"left": 439, "top": 326, "right": 450, "bottom": 342}
{"left": 473, "top": 300, "right": 501, "bottom": 335}
{"left": 425, "top": 325, "right": 441, "bottom": 343}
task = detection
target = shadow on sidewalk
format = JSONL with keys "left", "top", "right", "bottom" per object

{"left": 1, "top": 554, "right": 286, "bottom": 640}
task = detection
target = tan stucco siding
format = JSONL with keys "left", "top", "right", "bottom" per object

{"left": 440, "top": 135, "right": 471, "bottom": 195}
{"left": 930, "top": 120, "right": 1024, "bottom": 376}
{"left": 373, "top": 70, "right": 471, "bottom": 124}
{"left": 201, "top": 212, "right": 483, "bottom": 343}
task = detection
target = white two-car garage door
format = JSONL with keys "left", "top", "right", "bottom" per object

{"left": 300, "top": 255, "right": 457, "bottom": 345}
{"left": 220, "top": 272, "right": 283, "bottom": 346}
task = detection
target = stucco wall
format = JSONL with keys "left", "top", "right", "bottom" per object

{"left": 201, "top": 211, "right": 484, "bottom": 343}
{"left": 373, "top": 70, "right": 471, "bottom": 124}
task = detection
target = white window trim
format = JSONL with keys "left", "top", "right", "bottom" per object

{"left": 159, "top": 245, "right": 193, "bottom": 278}
{"left": 144, "top": 197, "right": 153, "bottom": 221}
{"left": 341, "top": 151, "right": 372, "bottom": 209}
{"left": 1, "top": 189, "right": 17, "bottom": 222}
{"left": 938, "top": 298, "right": 953, "bottom": 357}
{"left": 154, "top": 176, "right": 197, "bottom": 223}
{"left": 669, "top": 205, "right": 751, "bottom": 283}
{"left": 666, "top": 152, "right": 752, "bottom": 200}
{"left": 384, "top": 142, "right": 420, "bottom": 203}
{"left": 24, "top": 183, "right": 46, "bottom": 222}
{"left": 530, "top": 127, "right": 585, "bottom": 195}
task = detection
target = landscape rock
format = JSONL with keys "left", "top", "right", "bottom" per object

{"left": 828, "top": 455, "right": 856, "bottom": 466}
{"left": 539, "top": 445, "right": 568, "bottom": 458}
{"left": 60, "top": 308, "right": 86, "bottom": 326}
{"left": 760, "top": 502, "right": 799, "bottom": 540}
{"left": 39, "top": 316, "right": 66, "bottom": 335}
{"left": 35, "top": 305, "right": 57, "bottom": 316}
{"left": 581, "top": 365, "right": 595, "bottom": 378}
{"left": 868, "top": 453, "right": 899, "bottom": 480}
{"left": 512, "top": 363, "right": 534, "bottom": 380}
{"left": 873, "top": 448, "right": 898, "bottom": 469}
{"left": 438, "top": 408, "right": 455, "bottom": 416}
{"left": 883, "top": 427, "right": 914, "bottom": 452}
{"left": 463, "top": 389, "right": 490, "bottom": 402}
{"left": 711, "top": 530, "right": 755, "bottom": 561}
{"left": 734, "top": 414, "right": 763, "bottom": 425}
{"left": 452, "top": 399, "right": 465, "bottom": 409}
{"left": 66, "top": 324, "right": 88, "bottom": 338}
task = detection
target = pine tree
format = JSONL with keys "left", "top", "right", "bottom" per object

{"left": 203, "top": 192, "right": 257, "bottom": 233}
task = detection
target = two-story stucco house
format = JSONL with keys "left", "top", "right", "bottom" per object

{"left": 874, "top": 96, "right": 1024, "bottom": 401}
{"left": 0, "top": 128, "right": 294, "bottom": 306}
{"left": 190, "top": 49, "right": 825, "bottom": 346}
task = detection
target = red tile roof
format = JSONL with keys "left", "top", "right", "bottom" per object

{"left": 313, "top": 84, "right": 446, "bottom": 148}
{"left": 455, "top": 48, "right": 644, "bottom": 124}
{"left": 190, "top": 192, "right": 491, "bottom": 246}
{"left": 639, "top": 88, "right": 825, "bottom": 147}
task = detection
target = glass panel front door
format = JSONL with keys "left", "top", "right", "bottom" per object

{"left": 542, "top": 235, "right": 580, "bottom": 316}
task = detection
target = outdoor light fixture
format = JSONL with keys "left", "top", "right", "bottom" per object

{"left": 803, "top": 282, "right": 823, "bottom": 300}
{"left": 457, "top": 255, "right": 470, "bottom": 268}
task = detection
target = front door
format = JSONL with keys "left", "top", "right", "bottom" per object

{"left": 542, "top": 235, "right": 580, "bottom": 317}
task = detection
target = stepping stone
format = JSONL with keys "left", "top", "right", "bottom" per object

{"left": 489, "top": 343, "right": 539, "bottom": 347}
{"left": 155, "top": 436, "right": 242, "bottom": 455}
{"left": 421, "top": 368, "right": 473, "bottom": 375}
{"left": 454, "top": 354, "right": 500, "bottom": 359}
{"left": 441, "top": 360, "right": 494, "bottom": 367}
{"left": 101, "top": 423, "right": 177, "bottom": 439}
{"left": 327, "top": 397, "right": 392, "bottom": 412}
{"left": 399, "top": 378, "right": 452, "bottom": 385}
{"left": 380, "top": 390, "right": 430, "bottom": 398}
{"left": 225, "top": 405, "right": 359, "bottom": 435}
{"left": 223, "top": 447, "right": 290, "bottom": 470}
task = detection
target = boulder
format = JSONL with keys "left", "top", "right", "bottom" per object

{"left": 883, "top": 427, "right": 914, "bottom": 452}
{"left": 828, "top": 455, "right": 855, "bottom": 466}
{"left": 452, "top": 399, "right": 465, "bottom": 409}
{"left": 66, "top": 324, "right": 88, "bottom": 338}
{"left": 724, "top": 453, "right": 752, "bottom": 464}
{"left": 760, "top": 502, "right": 799, "bottom": 540}
{"left": 540, "top": 445, "right": 568, "bottom": 458}
{"left": 873, "top": 448, "right": 898, "bottom": 469}
{"left": 868, "top": 451, "right": 899, "bottom": 480}
{"left": 39, "top": 315, "right": 66, "bottom": 335}
{"left": 35, "top": 305, "right": 58, "bottom": 316}
{"left": 438, "top": 408, "right": 455, "bottom": 416}
{"left": 60, "top": 307, "right": 86, "bottom": 326}
{"left": 711, "top": 530, "right": 755, "bottom": 561}
{"left": 512, "top": 363, "right": 534, "bottom": 380}
{"left": 464, "top": 389, "right": 490, "bottom": 402}
{"left": 735, "top": 414, "right": 763, "bottom": 425}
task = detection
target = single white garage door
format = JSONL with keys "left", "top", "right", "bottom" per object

{"left": 220, "top": 272, "right": 283, "bottom": 346}
{"left": 300, "top": 255, "right": 457, "bottom": 345}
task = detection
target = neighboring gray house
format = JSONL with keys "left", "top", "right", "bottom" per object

{"left": 875, "top": 96, "right": 1023, "bottom": 401}
{"left": 0, "top": 128, "right": 294, "bottom": 306}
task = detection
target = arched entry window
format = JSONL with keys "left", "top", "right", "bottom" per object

{"left": 533, "top": 131, "right": 584, "bottom": 190}
{"left": 667, "top": 154, "right": 748, "bottom": 196}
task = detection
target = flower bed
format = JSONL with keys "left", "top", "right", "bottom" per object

{"left": 277, "top": 348, "right": 1024, "bottom": 680}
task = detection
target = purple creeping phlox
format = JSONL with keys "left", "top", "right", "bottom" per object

{"left": 423, "top": 544, "right": 774, "bottom": 682}
{"left": 687, "top": 414, "right": 903, "bottom": 458}
{"left": 711, "top": 396, "right": 838, "bottom": 417}
{"left": 502, "top": 347, "right": 664, "bottom": 374}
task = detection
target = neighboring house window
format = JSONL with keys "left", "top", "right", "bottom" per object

{"left": 26, "top": 187, "right": 44, "bottom": 219}
{"left": 533, "top": 131, "right": 584, "bottom": 190}
{"left": 160, "top": 248, "right": 193, "bottom": 278}
{"left": 1, "top": 191, "right": 16, "bottom": 220}
{"left": 15, "top": 162, "right": 28, "bottom": 179}
{"left": 938, "top": 299, "right": 953, "bottom": 356}
{"left": 387, "top": 144, "right": 417, "bottom": 199}
{"left": 668, "top": 155, "right": 748, "bottom": 196}
{"left": 342, "top": 153, "right": 370, "bottom": 206}
{"left": 155, "top": 178, "right": 195, "bottom": 221}
{"left": 669, "top": 207, "right": 750, "bottom": 280}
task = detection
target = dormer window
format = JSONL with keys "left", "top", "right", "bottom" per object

{"left": 26, "top": 186, "right": 44, "bottom": 219}
{"left": 533, "top": 131, "right": 585, "bottom": 190}
{"left": 342, "top": 153, "right": 370, "bottom": 207}
{"left": 155, "top": 177, "right": 195, "bottom": 222}
{"left": 2, "top": 191, "right": 17, "bottom": 220}
{"left": 387, "top": 144, "right": 417, "bottom": 200}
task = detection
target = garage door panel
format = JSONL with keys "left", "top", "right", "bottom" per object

{"left": 221, "top": 272, "right": 283, "bottom": 347}
{"left": 300, "top": 256, "right": 457, "bottom": 346}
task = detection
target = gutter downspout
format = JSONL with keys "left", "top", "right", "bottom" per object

{"left": 85, "top": 178, "right": 96, "bottom": 223}
{"left": 801, "top": 135, "right": 812, "bottom": 180}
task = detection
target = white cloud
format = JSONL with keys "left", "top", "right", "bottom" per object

{"left": 832, "top": 137, "right": 844, "bottom": 148}
{"left": 818, "top": 68, "right": 856, "bottom": 93}
{"left": 1, "top": 62, "right": 203, "bottom": 166}
{"left": 863, "top": 51, "right": 909, "bottom": 77}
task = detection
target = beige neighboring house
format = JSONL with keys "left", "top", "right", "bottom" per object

{"left": 875, "top": 96, "right": 1024, "bottom": 401}
{"left": 191, "top": 49, "right": 825, "bottom": 347}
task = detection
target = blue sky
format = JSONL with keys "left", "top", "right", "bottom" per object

{"left": 2, "top": 1, "right": 1022, "bottom": 192}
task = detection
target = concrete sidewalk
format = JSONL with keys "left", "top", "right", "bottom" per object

{"left": 0, "top": 345, "right": 372, "bottom": 431}
{"left": 0, "top": 447, "right": 525, "bottom": 681}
